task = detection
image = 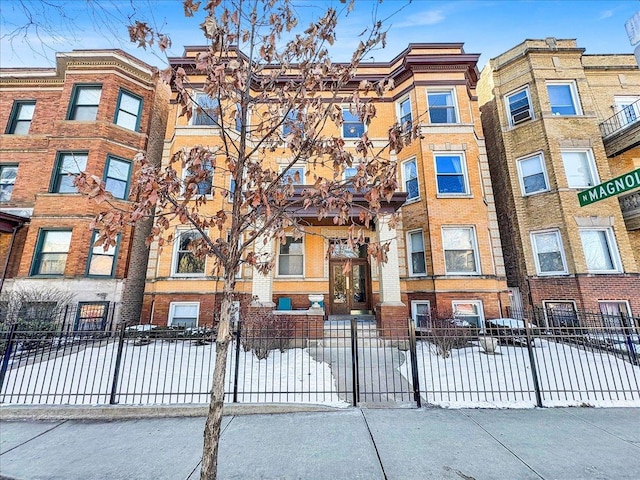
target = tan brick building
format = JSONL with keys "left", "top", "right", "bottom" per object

{"left": 478, "top": 39, "right": 640, "bottom": 321}
{"left": 143, "top": 43, "right": 509, "bottom": 329}
{"left": 0, "top": 50, "right": 168, "bottom": 328}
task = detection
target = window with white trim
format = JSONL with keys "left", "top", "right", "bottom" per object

{"left": 169, "top": 302, "right": 199, "bottom": 328}
{"left": 0, "top": 165, "right": 18, "bottom": 202}
{"left": 452, "top": 300, "right": 484, "bottom": 329}
{"left": 434, "top": 153, "right": 468, "bottom": 195}
{"left": 342, "top": 108, "right": 364, "bottom": 138}
{"left": 598, "top": 301, "right": 631, "bottom": 328}
{"left": 579, "top": 228, "right": 621, "bottom": 273}
{"left": 182, "top": 160, "right": 213, "bottom": 197}
{"left": 427, "top": 89, "right": 457, "bottom": 124}
{"left": 398, "top": 97, "right": 412, "bottom": 133}
{"left": 343, "top": 166, "right": 358, "bottom": 179}
{"left": 411, "top": 300, "right": 431, "bottom": 328}
{"left": 531, "top": 230, "right": 567, "bottom": 275}
{"left": 192, "top": 93, "right": 219, "bottom": 125}
{"left": 442, "top": 227, "right": 479, "bottom": 274}
{"left": 278, "top": 235, "right": 304, "bottom": 276}
{"left": 407, "top": 230, "right": 426, "bottom": 276}
{"left": 614, "top": 96, "right": 640, "bottom": 128}
{"left": 280, "top": 166, "right": 304, "bottom": 185}
{"left": 283, "top": 109, "right": 303, "bottom": 137}
{"left": 505, "top": 87, "right": 533, "bottom": 126}
{"left": 560, "top": 149, "right": 598, "bottom": 188}
{"left": 402, "top": 158, "right": 419, "bottom": 201}
{"left": 172, "top": 230, "right": 206, "bottom": 276}
{"left": 547, "top": 82, "right": 581, "bottom": 116}
{"left": 517, "top": 153, "right": 549, "bottom": 196}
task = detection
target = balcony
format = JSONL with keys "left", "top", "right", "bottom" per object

{"left": 599, "top": 100, "right": 640, "bottom": 158}
{"left": 619, "top": 190, "right": 640, "bottom": 230}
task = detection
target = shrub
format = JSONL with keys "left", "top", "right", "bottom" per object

{"left": 240, "top": 308, "right": 294, "bottom": 360}
{"left": 425, "top": 317, "right": 477, "bottom": 358}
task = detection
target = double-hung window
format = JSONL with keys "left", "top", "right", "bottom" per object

{"left": 342, "top": 108, "right": 364, "bottom": 138}
{"left": 6, "top": 101, "right": 35, "bottom": 134}
{"left": 531, "top": 230, "right": 567, "bottom": 275}
{"left": 183, "top": 160, "right": 213, "bottom": 196}
{"left": 579, "top": 228, "right": 621, "bottom": 273}
{"left": 68, "top": 85, "right": 102, "bottom": 121}
{"left": 402, "top": 159, "right": 419, "bottom": 201}
{"left": 560, "top": 149, "right": 598, "bottom": 188}
{"left": 31, "top": 229, "right": 72, "bottom": 276}
{"left": 427, "top": 90, "right": 457, "bottom": 124}
{"left": 434, "top": 154, "right": 468, "bottom": 195}
{"left": 104, "top": 156, "right": 132, "bottom": 199}
{"left": 505, "top": 87, "right": 533, "bottom": 126}
{"left": 452, "top": 301, "right": 484, "bottom": 329}
{"left": 192, "top": 93, "right": 219, "bottom": 125}
{"left": 51, "top": 152, "right": 88, "bottom": 193}
{"left": 0, "top": 165, "right": 18, "bottom": 202}
{"left": 283, "top": 109, "right": 302, "bottom": 137}
{"left": 442, "top": 227, "right": 479, "bottom": 274}
{"left": 87, "top": 231, "right": 118, "bottom": 277}
{"left": 169, "top": 302, "right": 199, "bottom": 328}
{"left": 114, "top": 89, "right": 143, "bottom": 131}
{"left": 517, "top": 153, "right": 548, "bottom": 195}
{"left": 547, "top": 82, "right": 581, "bottom": 115}
{"left": 172, "top": 230, "right": 206, "bottom": 276}
{"left": 280, "top": 166, "right": 304, "bottom": 185}
{"left": 407, "top": 230, "right": 426, "bottom": 276}
{"left": 278, "top": 236, "right": 303, "bottom": 276}
{"left": 599, "top": 301, "right": 631, "bottom": 328}
{"left": 398, "top": 98, "right": 412, "bottom": 133}
{"left": 411, "top": 301, "right": 431, "bottom": 328}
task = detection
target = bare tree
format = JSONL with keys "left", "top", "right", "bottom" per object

{"left": 76, "top": 1, "right": 413, "bottom": 477}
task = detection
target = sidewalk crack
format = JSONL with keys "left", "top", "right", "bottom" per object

{"left": 0, "top": 420, "right": 68, "bottom": 456}
{"left": 360, "top": 409, "right": 388, "bottom": 480}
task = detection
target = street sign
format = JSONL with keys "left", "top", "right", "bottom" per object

{"left": 626, "top": 11, "right": 640, "bottom": 46}
{"left": 578, "top": 168, "right": 640, "bottom": 206}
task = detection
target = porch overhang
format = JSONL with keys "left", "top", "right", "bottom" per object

{"left": 0, "top": 211, "right": 28, "bottom": 233}
{"left": 278, "top": 187, "right": 408, "bottom": 226}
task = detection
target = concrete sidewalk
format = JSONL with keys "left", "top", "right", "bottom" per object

{"left": 1, "top": 407, "right": 639, "bottom": 479}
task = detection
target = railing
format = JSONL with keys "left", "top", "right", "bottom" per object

{"left": 599, "top": 100, "right": 640, "bottom": 138}
{"left": 1, "top": 314, "right": 638, "bottom": 408}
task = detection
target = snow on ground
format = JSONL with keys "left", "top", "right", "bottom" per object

{"left": 0, "top": 339, "right": 348, "bottom": 407}
{"left": 399, "top": 339, "right": 640, "bottom": 408}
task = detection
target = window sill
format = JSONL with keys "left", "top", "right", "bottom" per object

{"left": 275, "top": 275, "right": 305, "bottom": 279}
{"left": 170, "top": 275, "right": 207, "bottom": 279}
{"left": 436, "top": 193, "right": 473, "bottom": 199}
{"left": 535, "top": 272, "right": 570, "bottom": 277}
{"left": 402, "top": 197, "right": 421, "bottom": 206}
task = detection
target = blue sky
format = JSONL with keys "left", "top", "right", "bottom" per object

{"left": 1, "top": 0, "right": 638, "bottom": 69}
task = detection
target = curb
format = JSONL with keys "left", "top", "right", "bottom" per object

{"left": 0, "top": 403, "right": 347, "bottom": 421}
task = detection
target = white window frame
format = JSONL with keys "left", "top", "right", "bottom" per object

{"left": 516, "top": 152, "right": 550, "bottom": 196}
{"left": 433, "top": 152, "right": 470, "bottom": 196}
{"left": 277, "top": 235, "right": 304, "bottom": 277}
{"left": 598, "top": 300, "right": 631, "bottom": 328}
{"left": 402, "top": 157, "right": 420, "bottom": 202}
{"left": 168, "top": 302, "right": 200, "bottom": 328}
{"left": 279, "top": 165, "right": 305, "bottom": 185}
{"left": 407, "top": 229, "right": 427, "bottom": 276}
{"left": 191, "top": 92, "right": 219, "bottom": 126}
{"left": 505, "top": 86, "right": 533, "bottom": 126}
{"left": 547, "top": 81, "right": 582, "bottom": 116}
{"left": 181, "top": 161, "right": 214, "bottom": 198}
{"left": 426, "top": 88, "right": 459, "bottom": 124}
{"left": 579, "top": 228, "right": 622, "bottom": 274}
{"left": 613, "top": 96, "right": 640, "bottom": 129}
{"left": 442, "top": 226, "right": 480, "bottom": 275}
{"left": 410, "top": 300, "right": 431, "bottom": 327}
{"left": 560, "top": 149, "right": 599, "bottom": 189}
{"left": 171, "top": 229, "right": 206, "bottom": 277}
{"left": 341, "top": 107, "right": 365, "bottom": 139}
{"left": 397, "top": 96, "right": 413, "bottom": 134}
{"left": 452, "top": 300, "right": 484, "bottom": 329}
{"left": 530, "top": 229, "right": 568, "bottom": 275}
{"left": 343, "top": 166, "right": 358, "bottom": 180}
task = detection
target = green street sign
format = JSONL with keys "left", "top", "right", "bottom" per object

{"left": 578, "top": 168, "right": 640, "bottom": 207}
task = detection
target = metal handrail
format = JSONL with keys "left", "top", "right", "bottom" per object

{"left": 599, "top": 99, "right": 640, "bottom": 137}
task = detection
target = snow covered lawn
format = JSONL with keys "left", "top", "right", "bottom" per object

{"left": 0, "top": 339, "right": 348, "bottom": 406}
{"left": 400, "top": 339, "right": 640, "bottom": 408}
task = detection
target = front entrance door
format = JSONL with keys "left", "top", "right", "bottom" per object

{"left": 329, "top": 260, "right": 371, "bottom": 315}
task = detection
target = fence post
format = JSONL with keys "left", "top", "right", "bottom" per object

{"left": 0, "top": 323, "right": 17, "bottom": 394}
{"left": 350, "top": 317, "right": 360, "bottom": 406}
{"left": 525, "top": 326, "right": 543, "bottom": 407}
{"left": 620, "top": 313, "right": 638, "bottom": 365}
{"left": 232, "top": 320, "right": 242, "bottom": 403}
{"left": 109, "top": 322, "right": 127, "bottom": 405}
{"left": 407, "top": 318, "right": 422, "bottom": 408}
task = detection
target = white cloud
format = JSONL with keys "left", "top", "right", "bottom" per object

{"left": 599, "top": 10, "right": 614, "bottom": 20}
{"left": 395, "top": 9, "right": 445, "bottom": 27}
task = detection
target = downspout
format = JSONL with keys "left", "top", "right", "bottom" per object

{"left": 0, "top": 224, "right": 22, "bottom": 295}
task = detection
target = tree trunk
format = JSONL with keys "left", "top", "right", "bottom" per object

{"left": 200, "top": 281, "right": 234, "bottom": 480}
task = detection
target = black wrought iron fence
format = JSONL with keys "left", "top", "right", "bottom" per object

{"left": 1, "top": 314, "right": 638, "bottom": 408}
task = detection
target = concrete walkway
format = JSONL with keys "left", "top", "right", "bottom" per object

{"left": 1, "top": 407, "right": 639, "bottom": 479}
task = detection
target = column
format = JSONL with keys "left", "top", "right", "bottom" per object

{"left": 375, "top": 214, "right": 406, "bottom": 331}
{"left": 251, "top": 232, "right": 275, "bottom": 307}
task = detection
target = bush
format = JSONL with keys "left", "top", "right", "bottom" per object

{"left": 240, "top": 309, "right": 294, "bottom": 360}
{"left": 425, "top": 318, "right": 477, "bottom": 358}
